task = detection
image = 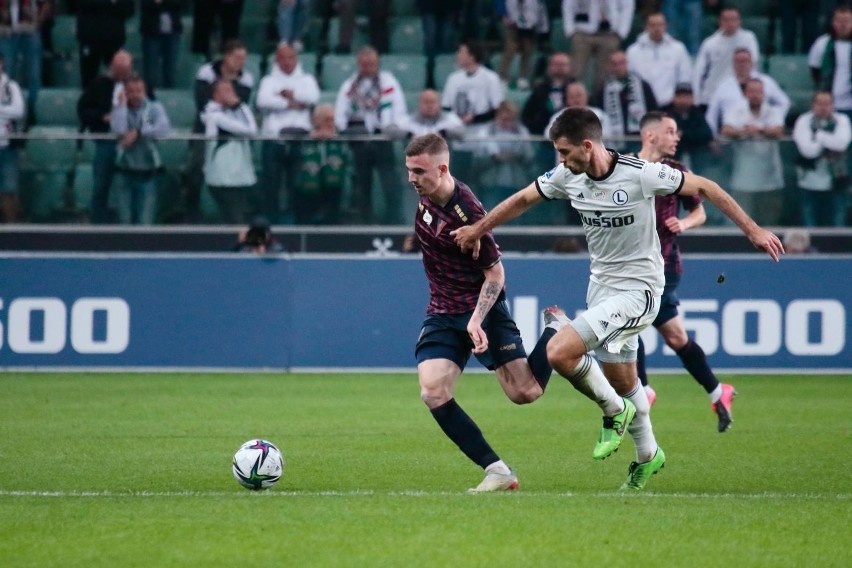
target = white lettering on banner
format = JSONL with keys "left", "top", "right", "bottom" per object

{"left": 512, "top": 297, "right": 846, "bottom": 358}
{"left": 785, "top": 300, "right": 845, "bottom": 356}
{"left": 0, "top": 297, "right": 130, "bottom": 355}
{"left": 71, "top": 298, "right": 131, "bottom": 354}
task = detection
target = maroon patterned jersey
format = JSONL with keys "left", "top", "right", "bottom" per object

{"left": 656, "top": 158, "right": 702, "bottom": 274}
{"left": 416, "top": 178, "right": 502, "bottom": 314}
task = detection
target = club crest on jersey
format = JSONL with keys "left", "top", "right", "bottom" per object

{"left": 423, "top": 210, "right": 433, "bottom": 224}
{"left": 612, "top": 189, "right": 628, "bottom": 205}
{"left": 454, "top": 204, "right": 468, "bottom": 222}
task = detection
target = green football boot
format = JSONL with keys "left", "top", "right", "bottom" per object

{"left": 620, "top": 447, "right": 666, "bottom": 491}
{"left": 592, "top": 398, "right": 636, "bottom": 460}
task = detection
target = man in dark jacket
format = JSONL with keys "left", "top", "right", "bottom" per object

{"left": 76, "top": 0, "right": 135, "bottom": 88}
{"left": 521, "top": 52, "right": 574, "bottom": 135}
{"left": 660, "top": 83, "right": 714, "bottom": 166}
{"left": 77, "top": 49, "right": 133, "bottom": 223}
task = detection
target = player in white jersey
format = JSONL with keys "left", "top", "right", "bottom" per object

{"left": 452, "top": 107, "right": 783, "bottom": 490}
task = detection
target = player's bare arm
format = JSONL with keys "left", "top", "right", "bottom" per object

{"left": 467, "top": 261, "right": 505, "bottom": 354}
{"left": 665, "top": 203, "right": 706, "bottom": 234}
{"left": 452, "top": 183, "right": 543, "bottom": 258}
{"left": 680, "top": 172, "right": 785, "bottom": 261}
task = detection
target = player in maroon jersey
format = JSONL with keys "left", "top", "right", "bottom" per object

{"left": 635, "top": 111, "right": 736, "bottom": 432}
{"left": 404, "top": 133, "right": 568, "bottom": 492}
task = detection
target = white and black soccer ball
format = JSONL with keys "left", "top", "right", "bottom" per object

{"left": 232, "top": 439, "right": 284, "bottom": 490}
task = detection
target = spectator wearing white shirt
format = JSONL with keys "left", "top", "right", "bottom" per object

{"left": 808, "top": 5, "right": 852, "bottom": 121}
{"left": 0, "top": 53, "right": 23, "bottom": 222}
{"left": 255, "top": 42, "right": 320, "bottom": 224}
{"left": 334, "top": 46, "right": 407, "bottom": 224}
{"left": 626, "top": 12, "right": 693, "bottom": 107}
{"left": 441, "top": 42, "right": 505, "bottom": 139}
{"left": 562, "top": 0, "right": 635, "bottom": 92}
{"left": 792, "top": 91, "right": 851, "bottom": 226}
{"left": 693, "top": 6, "right": 760, "bottom": 107}
{"left": 202, "top": 79, "right": 259, "bottom": 225}
{"left": 396, "top": 89, "right": 465, "bottom": 140}
{"left": 705, "top": 48, "right": 791, "bottom": 135}
{"left": 544, "top": 81, "right": 612, "bottom": 150}
{"left": 720, "top": 78, "right": 786, "bottom": 226}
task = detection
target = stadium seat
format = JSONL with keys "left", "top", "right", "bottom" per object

{"left": 35, "top": 88, "right": 80, "bottom": 127}
{"left": 319, "top": 54, "right": 357, "bottom": 91}
{"left": 504, "top": 89, "right": 530, "bottom": 110}
{"left": 158, "top": 134, "right": 191, "bottom": 170}
{"left": 382, "top": 54, "right": 428, "bottom": 93}
{"left": 48, "top": 52, "right": 81, "bottom": 88}
{"left": 155, "top": 89, "right": 197, "bottom": 130}
{"left": 173, "top": 53, "right": 206, "bottom": 90}
{"left": 22, "top": 126, "right": 78, "bottom": 172}
{"left": 318, "top": 90, "right": 338, "bottom": 105}
{"left": 550, "top": 19, "right": 571, "bottom": 52}
{"left": 71, "top": 162, "right": 94, "bottom": 213}
{"left": 767, "top": 54, "right": 814, "bottom": 92}
{"left": 21, "top": 170, "right": 69, "bottom": 221}
{"left": 405, "top": 90, "right": 420, "bottom": 114}
{"left": 390, "top": 18, "right": 423, "bottom": 54}
{"left": 52, "top": 15, "right": 77, "bottom": 53}
{"left": 240, "top": 17, "right": 273, "bottom": 54}
{"left": 433, "top": 54, "right": 457, "bottom": 89}
{"left": 244, "top": 53, "right": 263, "bottom": 86}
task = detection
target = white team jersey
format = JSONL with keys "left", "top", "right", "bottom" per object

{"left": 536, "top": 152, "right": 684, "bottom": 293}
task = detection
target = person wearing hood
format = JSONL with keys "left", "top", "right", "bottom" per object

{"left": 255, "top": 42, "right": 320, "bottom": 224}
{"left": 626, "top": 12, "right": 693, "bottom": 108}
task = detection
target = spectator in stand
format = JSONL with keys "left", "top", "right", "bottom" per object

{"left": 110, "top": 74, "right": 171, "bottom": 225}
{"left": 317, "top": 0, "right": 355, "bottom": 54}
{"left": 294, "top": 104, "right": 350, "bottom": 224}
{"left": 0, "top": 0, "right": 50, "bottom": 125}
{"left": 720, "top": 78, "right": 786, "bottom": 226}
{"left": 75, "top": 0, "right": 134, "bottom": 88}
{"left": 255, "top": 42, "right": 320, "bottom": 224}
{"left": 595, "top": 50, "right": 657, "bottom": 151}
{"left": 545, "top": 81, "right": 611, "bottom": 142}
{"left": 705, "top": 48, "right": 790, "bottom": 135}
{"left": 140, "top": 0, "right": 187, "bottom": 90}
{"left": 0, "top": 53, "right": 24, "bottom": 223}
{"left": 476, "top": 100, "right": 535, "bottom": 218}
{"left": 334, "top": 46, "right": 407, "bottom": 224}
{"left": 792, "top": 91, "right": 851, "bottom": 226}
{"left": 562, "top": 0, "right": 635, "bottom": 93}
{"left": 191, "top": 0, "right": 244, "bottom": 59}
{"left": 693, "top": 6, "right": 760, "bottom": 108}
{"left": 809, "top": 5, "right": 852, "bottom": 123}
{"left": 77, "top": 49, "right": 134, "bottom": 224}
{"left": 626, "top": 12, "right": 693, "bottom": 108}
{"left": 498, "top": 0, "right": 549, "bottom": 91}
{"left": 782, "top": 228, "right": 816, "bottom": 254}
{"left": 662, "top": 0, "right": 704, "bottom": 55}
{"left": 396, "top": 88, "right": 466, "bottom": 140}
{"left": 201, "top": 79, "right": 258, "bottom": 225}
{"left": 660, "top": 83, "right": 714, "bottom": 170}
{"left": 521, "top": 51, "right": 574, "bottom": 136}
{"left": 441, "top": 41, "right": 504, "bottom": 182}
{"left": 417, "top": 0, "right": 458, "bottom": 89}
{"left": 278, "top": 0, "right": 309, "bottom": 53}
{"left": 186, "top": 39, "right": 254, "bottom": 222}
{"left": 779, "top": 0, "right": 820, "bottom": 54}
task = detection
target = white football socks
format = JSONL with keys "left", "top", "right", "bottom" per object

{"left": 565, "top": 354, "right": 624, "bottom": 417}
{"left": 485, "top": 460, "right": 512, "bottom": 475}
{"left": 626, "top": 383, "right": 658, "bottom": 463}
{"left": 709, "top": 384, "right": 723, "bottom": 403}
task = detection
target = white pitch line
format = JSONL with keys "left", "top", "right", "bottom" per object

{"left": 0, "top": 490, "right": 848, "bottom": 500}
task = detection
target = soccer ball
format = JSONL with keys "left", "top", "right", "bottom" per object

{"left": 232, "top": 439, "right": 285, "bottom": 490}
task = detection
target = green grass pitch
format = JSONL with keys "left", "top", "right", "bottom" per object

{"left": 0, "top": 372, "right": 849, "bottom": 567}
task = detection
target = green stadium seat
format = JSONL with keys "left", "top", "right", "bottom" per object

{"left": 21, "top": 170, "right": 69, "bottom": 221}
{"left": 35, "top": 88, "right": 80, "bottom": 127}
{"left": 48, "top": 52, "right": 81, "bottom": 88}
{"left": 22, "top": 126, "right": 78, "bottom": 172}
{"left": 405, "top": 90, "right": 420, "bottom": 114}
{"left": 318, "top": 90, "right": 338, "bottom": 105}
{"left": 767, "top": 54, "right": 814, "bottom": 92}
{"left": 174, "top": 53, "right": 206, "bottom": 90}
{"left": 158, "top": 133, "right": 191, "bottom": 170}
{"left": 155, "top": 89, "right": 197, "bottom": 130}
{"left": 390, "top": 18, "right": 423, "bottom": 54}
{"left": 382, "top": 54, "right": 428, "bottom": 92}
{"left": 504, "top": 89, "right": 529, "bottom": 110}
{"left": 433, "top": 54, "right": 457, "bottom": 89}
{"left": 52, "top": 15, "right": 77, "bottom": 53}
{"left": 243, "top": 0, "right": 274, "bottom": 19}
{"left": 319, "top": 54, "right": 357, "bottom": 91}
{"left": 72, "top": 162, "right": 94, "bottom": 213}
{"left": 550, "top": 19, "right": 571, "bottom": 52}
{"left": 240, "top": 17, "right": 273, "bottom": 54}
{"left": 244, "top": 53, "right": 264, "bottom": 85}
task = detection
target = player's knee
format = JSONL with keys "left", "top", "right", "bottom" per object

{"left": 420, "top": 385, "right": 452, "bottom": 409}
{"left": 507, "top": 383, "right": 543, "bottom": 405}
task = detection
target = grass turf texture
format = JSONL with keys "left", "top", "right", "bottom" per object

{"left": 0, "top": 373, "right": 849, "bottom": 567}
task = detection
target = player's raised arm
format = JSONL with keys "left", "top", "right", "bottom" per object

{"left": 680, "top": 172, "right": 785, "bottom": 261}
{"left": 452, "top": 182, "right": 543, "bottom": 257}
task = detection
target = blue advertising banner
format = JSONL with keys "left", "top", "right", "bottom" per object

{"left": 0, "top": 254, "right": 849, "bottom": 372}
